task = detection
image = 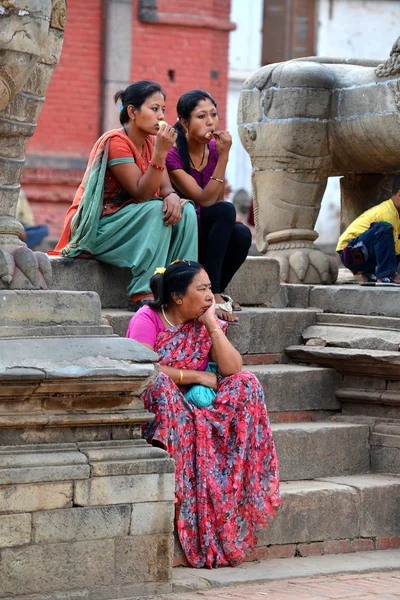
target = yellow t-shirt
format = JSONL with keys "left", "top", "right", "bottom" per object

{"left": 336, "top": 199, "right": 400, "bottom": 254}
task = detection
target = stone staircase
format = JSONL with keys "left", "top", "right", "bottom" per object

{"left": 51, "top": 257, "right": 400, "bottom": 566}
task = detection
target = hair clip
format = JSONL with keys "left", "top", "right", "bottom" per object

{"left": 171, "top": 259, "right": 191, "bottom": 265}
{"left": 154, "top": 267, "right": 166, "bottom": 275}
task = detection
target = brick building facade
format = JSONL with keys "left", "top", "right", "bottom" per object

{"left": 23, "top": 0, "right": 234, "bottom": 237}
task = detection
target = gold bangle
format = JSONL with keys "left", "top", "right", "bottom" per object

{"left": 178, "top": 369, "right": 184, "bottom": 385}
{"left": 210, "top": 326, "right": 221, "bottom": 336}
{"left": 180, "top": 198, "right": 189, "bottom": 209}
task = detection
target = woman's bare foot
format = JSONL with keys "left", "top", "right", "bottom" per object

{"left": 214, "top": 293, "right": 238, "bottom": 322}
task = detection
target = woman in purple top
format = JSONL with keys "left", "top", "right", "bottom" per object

{"left": 166, "top": 90, "right": 252, "bottom": 322}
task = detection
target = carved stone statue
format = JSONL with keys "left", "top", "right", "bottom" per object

{"left": 238, "top": 38, "right": 400, "bottom": 284}
{"left": 0, "top": 0, "right": 66, "bottom": 289}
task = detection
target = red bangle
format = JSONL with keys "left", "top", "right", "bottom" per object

{"left": 149, "top": 161, "right": 164, "bottom": 171}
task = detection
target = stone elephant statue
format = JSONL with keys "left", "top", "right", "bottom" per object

{"left": 238, "top": 37, "right": 400, "bottom": 284}
{"left": 0, "top": 0, "right": 66, "bottom": 289}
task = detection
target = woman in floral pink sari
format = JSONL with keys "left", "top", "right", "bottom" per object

{"left": 126, "top": 261, "right": 281, "bottom": 568}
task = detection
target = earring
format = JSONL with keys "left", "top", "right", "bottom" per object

{"left": 177, "top": 299, "right": 182, "bottom": 305}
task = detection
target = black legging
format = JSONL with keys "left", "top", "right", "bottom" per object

{"left": 199, "top": 202, "right": 252, "bottom": 294}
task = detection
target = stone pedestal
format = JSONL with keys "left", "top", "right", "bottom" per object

{"left": 0, "top": 290, "right": 175, "bottom": 599}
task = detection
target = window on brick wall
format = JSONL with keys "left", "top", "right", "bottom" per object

{"left": 262, "top": 0, "right": 315, "bottom": 65}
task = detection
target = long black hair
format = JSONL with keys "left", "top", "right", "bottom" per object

{"left": 149, "top": 260, "right": 203, "bottom": 308}
{"left": 174, "top": 90, "right": 217, "bottom": 173}
{"left": 114, "top": 80, "right": 165, "bottom": 125}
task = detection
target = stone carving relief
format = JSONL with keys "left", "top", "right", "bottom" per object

{"left": 238, "top": 37, "right": 400, "bottom": 284}
{"left": 0, "top": 0, "right": 66, "bottom": 289}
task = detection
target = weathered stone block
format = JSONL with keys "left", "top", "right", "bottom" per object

{"left": 302, "top": 324, "right": 400, "bottom": 351}
{"left": 226, "top": 257, "right": 287, "bottom": 307}
{"left": 246, "top": 364, "right": 339, "bottom": 412}
{"left": 33, "top": 505, "right": 131, "bottom": 544}
{"left": 0, "top": 513, "right": 31, "bottom": 548}
{"left": 114, "top": 534, "right": 173, "bottom": 584}
{"left": 284, "top": 283, "right": 311, "bottom": 308}
{"left": 130, "top": 501, "right": 174, "bottom": 536}
{"left": 309, "top": 286, "right": 400, "bottom": 318}
{"left": 74, "top": 473, "right": 175, "bottom": 507}
{"left": 0, "top": 444, "right": 89, "bottom": 485}
{"left": 322, "top": 474, "right": 400, "bottom": 538}
{"left": 265, "top": 88, "right": 331, "bottom": 120}
{"left": 272, "top": 422, "right": 369, "bottom": 481}
{"left": 226, "top": 308, "right": 319, "bottom": 354}
{"left": 0, "top": 539, "right": 115, "bottom": 597}
{"left": 0, "top": 482, "right": 72, "bottom": 513}
{"left": 257, "top": 480, "right": 359, "bottom": 546}
{"left": 0, "top": 290, "right": 102, "bottom": 327}
{"left": 238, "top": 89, "right": 262, "bottom": 123}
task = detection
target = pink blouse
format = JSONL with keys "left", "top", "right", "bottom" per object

{"left": 126, "top": 305, "right": 209, "bottom": 370}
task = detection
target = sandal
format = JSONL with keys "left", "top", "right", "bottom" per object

{"left": 220, "top": 294, "right": 242, "bottom": 312}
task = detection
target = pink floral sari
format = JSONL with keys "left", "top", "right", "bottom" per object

{"left": 141, "top": 319, "right": 281, "bottom": 569}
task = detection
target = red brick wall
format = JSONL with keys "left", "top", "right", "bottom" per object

{"left": 22, "top": 0, "right": 233, "bottom": 238}
{"left": 131, "top": 0, "right": 231, "bottom": 125}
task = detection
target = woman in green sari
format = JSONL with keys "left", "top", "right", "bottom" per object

{"left": 50, "top": 80, "right": 198, "bottom": 310}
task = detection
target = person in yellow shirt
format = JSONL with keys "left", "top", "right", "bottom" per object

{"left": 336, "top": 175, "right": 400, "bottom": 285}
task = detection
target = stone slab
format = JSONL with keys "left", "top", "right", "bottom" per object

{"left": 0, "top": 539, "right": 115, "bottom": 597}
{"left": 171, "top": 549, "right": 400, "bottom": 592}
{"left": 103, "top": 307, "right": 321, "bottom": 353}
{"left": 302, "top": 324, "right": 400, "bottom": 351}
{"left": 284, "top": 283, "right": 311, "bottom": 308}
{"left": 310, "top": 285, "right": 400, "bottom": 318}
{"left": 130, "top": 501, "right": 174, "bottom": 536}
{"left": 0, "top": 446, "right": 89, "bottom": 485}
{"left": 225, "top": 257, "right": 288, "bottom": 307}
{"left": 317, "top": 312, "right": 400, "bottom": 331}
{"left": 74, "top": 473, "right": 175, "bottom": 506}
{"left": 0, "top": 482, "right": 72, "bottom": 513}
{"left": 32, "top": 505, "right": 131, "bottom": 544}
{"left": 286, "top": 345, "right": 400, "bottom": 379}
{"left": 50, "top": 257, "right": 287, "bottom": 309}
{"left": 321, "top": 474, "right": 400, "bottom": 538}
{"left": 257, "top": 480, "right": 359, "bottom": 546}
{"left": 0, "top": 290, "right": 102, "bottom": 326}
{"left": 272, "top": 422, "right": 369, "bottom": 481}
{"left": 371, "top": 445, "right": 400, "bottom": 474}
{"left": 77, "top": 439, "right": 175, "bottom": 477}
{"left": 114, "top": 534, "right": 173, "bottom": 585}
{"left": 0, "top": 514, "right": 31, "bottom": 548}
{"left": 0, "top": 337, "right": 157, "bottom": 383}
{"left": 246, "top": 364, "right": 339, "bottom": 412}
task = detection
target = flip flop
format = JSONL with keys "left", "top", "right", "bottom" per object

{"left": 359, "top": 281, "right": 376, "bottom": 286}
{"left": 220, "top": 294, "right": 242, "bottom": 312}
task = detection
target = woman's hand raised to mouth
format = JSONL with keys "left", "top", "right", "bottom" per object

{"left": 197, "top": 296, "right": 216, "bottom": 327}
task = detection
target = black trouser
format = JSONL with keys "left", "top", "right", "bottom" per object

{"left": 199, "top": 202, "right": 252, "bottom": 294}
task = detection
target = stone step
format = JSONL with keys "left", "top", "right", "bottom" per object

{"left": 174, "top": 475, "right": 400, "bottom": 569}
{"left": 257, "top": 474, "right": 400, "bottom": 549}
{"left": 271, "top": 422, "right": 369, "bottom": 481}
{"left": 286, "top": 345, "right": 400, "bottom": 379}
{"left": 245, "top": 364, "right": 340, "bottom": 413}
{"left": 50, "top": 256, "right": 287, "bottom": 309}
{"left": 102, "top": 307, "right": 320, "bottom": 355}
{"left": 309, "top": 285, "right": 400, "bottom": 317}
{"left": 302, "top": 324, "right": 400, "bottom": 351}
{"left": 172, "top": 549, "right": 400, "bottom": 591}
{"left": 316, "top": 312, "right": 400, "bottom": 331}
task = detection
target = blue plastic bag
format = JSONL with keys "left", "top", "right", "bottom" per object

{"left": 185, "top": 362, "right": 218, "bottom": 408}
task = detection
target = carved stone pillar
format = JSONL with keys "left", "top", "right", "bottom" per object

{"left": 0, "top": 0, "right": 66, "bottom": 289}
